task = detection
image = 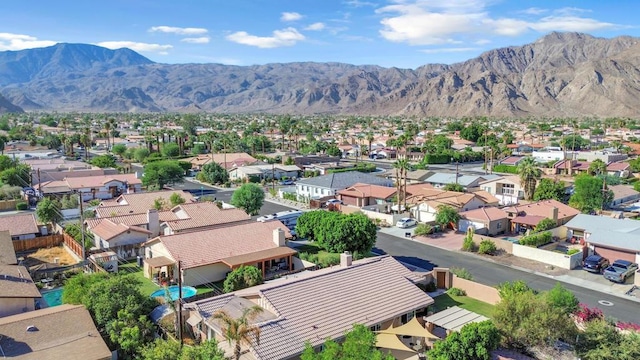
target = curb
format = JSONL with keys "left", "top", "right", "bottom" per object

{"left": 380, "top": 229, "right": 640, "bottom": 304}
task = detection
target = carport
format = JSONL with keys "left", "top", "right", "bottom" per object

{"left": 423, "top": 306, "right": 488, "bottom": 335}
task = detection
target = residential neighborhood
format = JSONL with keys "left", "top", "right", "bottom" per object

{"left": 0, "top": 112, "right": 639, "bottom": 360}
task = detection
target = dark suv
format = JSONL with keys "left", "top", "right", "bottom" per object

{"left": 583, "top": 255, "right": 609, "bottom": 273}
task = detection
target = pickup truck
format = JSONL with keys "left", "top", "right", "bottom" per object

{"left": 603, "top": 260, "right": 639, "bottom": 283}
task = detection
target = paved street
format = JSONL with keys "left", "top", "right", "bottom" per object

{"left": 374, "top": 232, "right": 640, "bottom": 323}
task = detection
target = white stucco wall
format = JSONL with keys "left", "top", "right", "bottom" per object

{"left": 512, "top": 244, "right": 582, "bottom": 269}
{"left": 183, "top": 263, "right": 231, "bottom": 286}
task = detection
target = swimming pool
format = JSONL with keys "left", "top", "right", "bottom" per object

{"left": 502, "top": 237, "right": 521, "bottom": 244}
{"left": 150, "top": 286, "right": 197, "bottom": 301}
{"left": 41, "top": 288, "right": 64, "bottom": 307}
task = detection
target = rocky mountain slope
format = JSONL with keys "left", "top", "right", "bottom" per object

{"left": 0, "top": 93, "right": 23, "bottom": 113}
{"left": 0, "top": 33, "right": 639, "bottom": 117}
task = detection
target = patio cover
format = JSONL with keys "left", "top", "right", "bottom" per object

{"left": 376, "top": 333, "right": 416, "bottom": 353}
{"left": 423, "top": 306, "right": 489, "bottom": 332}
{"left": 144, "top": 256, "right": 175, "bottom": 267}
{"left": 377, "top": 316, "right": 439, "bottom": 339}
{"left": 511, "top": 215, "right": 545, "bottom": 226}
{"left": 221, "top": 247, "right": 298, "bottom": 267}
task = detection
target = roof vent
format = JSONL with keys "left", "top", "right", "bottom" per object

{"left": 26, "top": 325, "right": 38, "bottom": 332}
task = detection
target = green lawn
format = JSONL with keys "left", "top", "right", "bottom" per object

{"left": 432, "top": 292, "right": 495, "bottom": 318}
{"left": 119, "top": 261, "right": 160, "bottom": 297}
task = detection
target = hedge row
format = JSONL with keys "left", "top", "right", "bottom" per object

{"left": 519, "top": 231, "right": 552, "bottom": 247}
{"left": 492, "top": 164, "right": 519, "bottom": 174}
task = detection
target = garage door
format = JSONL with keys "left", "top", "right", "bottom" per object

{"left": 594, "top": 246, "right": 636, "bottom": 263}
{"left": 458, "top": 220, "right": 486, "bottom": 234}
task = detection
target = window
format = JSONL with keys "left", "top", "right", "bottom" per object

{"left": 497, "top": 222, "right": 502, "bottom": 229}
{"left": 401, "top": 310, "right": 415, "bottom": 324}
{"left": 370, "top": 323, "right": 381, "bottom": 332}
{"left": 501, "top": 183, "right": 515, "bottom": 195}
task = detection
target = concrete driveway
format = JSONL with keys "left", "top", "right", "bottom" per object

{"left": 379, "top": 227, "right": 464, "bottom": 251}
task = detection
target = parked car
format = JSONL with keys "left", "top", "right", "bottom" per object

{"left": 603, "top": 260, "right": 639, "bottom": 283}
{"left": 582, "top": 255, "right": 609, "bottom": 273}
{"left": 396, "top": 217, "right": 417, "bottom": 228}
{"left": 280, "top": 179, "right": 295, "bottom": 185}
{"left": 325, "top": 199, "right": 342, "bottom": 207}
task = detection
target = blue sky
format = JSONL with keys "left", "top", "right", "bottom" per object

{"left": 0, "top": 0, "right": 638, "bottom": 68}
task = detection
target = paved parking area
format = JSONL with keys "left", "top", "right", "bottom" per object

{"left": 379, "top": 227, "right": 464, "bottom": 251}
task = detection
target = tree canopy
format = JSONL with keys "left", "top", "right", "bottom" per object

{"left": 427, "top": 321, "right": 501, "bottom": 360}
{"left": 435, "top": 205, "right": 460, "bottom": 229}
{"left": 161, "top": 142, "right": 181, "bottom": 158}
{"left": 301, "top": 324, "right": 394, "bottom": 360}
{"left": 36, "top": 197, "right": 62, "bottom": 227}
{"left": 230, "top": 183, "right": 265, "bottom": 215}
{"left": 533, "top": 178, "right": 565, "bottom": 201}
{"left": 143, "top": 160, "right": 185, "bottom": 189}
{"left": 223, "top": 265, "right": 264, "bottom": 293}
{"left": 296, "top": 211, "right": 377, "bottom": 254}
{"left": 569, "top": 174, "right": 613, "bottom": 213}
{"left": 197, "top": 162, "right": 229, "bottom": 185}
{"left": 91, "top": 154, "right": 117, "bottom": 168}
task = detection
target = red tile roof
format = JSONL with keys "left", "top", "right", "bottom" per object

{"left": 337, "top": 183, "right": 397, "bottom": 199}
{"left": 90, "top": 219, "right": 151, "bottom": 241}
{"left": 460, "top": 207, "right": 508, "bottom": 222}
{"left": 163, "top": 202, "right": 251, "bottom": 231}
{"left": 96, "top": 190, "right": 195, "bottom": 217}
{"left": 503, "top": 199, "right": 580, "bottom": 220}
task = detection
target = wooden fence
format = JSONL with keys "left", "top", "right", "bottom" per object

{"left": 0, "top": 199, "right": 19, "bottom": 211}
{"left": 12, "top": 234, "right": 64, "bottom": 252}
{"left": 12, "top": 233, "right": 86, "bottom": 260}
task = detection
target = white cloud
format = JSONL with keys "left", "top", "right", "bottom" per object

{"left": 0, "top": 33, "right": 56, "bottom": 51}
{"left": 377, "top": 1, "right": 618, "bottom": 45}
{"left": 520, "top": 7, "right": 548, "bottom": 15}
{"left": 281, "top": 12, "right": 303, "bottom": 22}
{"left": 96, "top": 41, "right": 173, "bottom": 54}
{"left": 149, "top": 26, "right": 208, "bottom": 35}
{"left": 420, "top": 47, "right": 479, "bottom": 54}
{"left": 181, "top": 37, "right": 210, "bottom": 44}
{"left": 474, "top": 39, "right": 491, "bottom": 45}
{"left": 344, "top": 0, "right": 377, "bottom": 7}
{"left": 226, "top": 27, "right": 305, "bottom": 48}
{"left": 305, "top": 22, "right": 326, "bottom": 31}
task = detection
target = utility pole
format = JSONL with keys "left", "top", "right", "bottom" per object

{"left": 272, "top": 162, "right": 275, "bottom": 191}
{"left": 177, "top": 260, "right": 183, "bottom": 347}
{"left": 78, "top": 192, "right": 86, "bottom": 264}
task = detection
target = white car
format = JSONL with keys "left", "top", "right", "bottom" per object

{"left": 396, "top": 218, "right": 417, "bottom": 228}
{"left": 325, "top": 199, "right": 342, "bottom": 207}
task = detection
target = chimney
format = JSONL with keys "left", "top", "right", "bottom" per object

{"left": 147, "top": 209, "right": 160, "bottom": 237}
{"left": 340, "top": 251, "right": 353, "bottom": 267}
{"left": 549, "top": 206, "right": 558, "bottom": 222}
{"left": 273, "top": 228, "right": 286, "bottom": 247}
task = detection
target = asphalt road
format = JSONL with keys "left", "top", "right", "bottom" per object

{"left": 374, "top": 232, "right": 640, "bottom": 323}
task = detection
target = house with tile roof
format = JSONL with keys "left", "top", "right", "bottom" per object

{"left": 337, "top": 183, "right": 397, "bottom": 207}
{"left": 35, "top": 173, "right": 141, "bottom": 200}
{"left": 228, "top": 164, "right": 301, "bottom": 182}
{"left": 0, "top": 213, "right": 42, "bottom": 240}
{"left": 143, "top": 222, "right": 297, "bottom": 286}
{"left": 159, "top": 202, "right": 251, "bottom": 235}
{"left": 387, "top": 169, "right": 434, "bottom": 185}
{"left": 295, "top": 172, "right": 392, "bottom": 201}
{"left": 0, "top": 265, "right": 41, "bottom": 318}
{"left": 608, "top": 185, "right": 640, "bottom": 207}
{"left": 406, "top": 189, "right": 499, "bottom": 224}
{"left": 95, "top": 190, "right": 195, "bottom": 217}
{"left": 89, "top": 219, "right": 152, "bottom": 259}
{"left": 503, "top": 199, "right": 580, "bottom": 234}
{"left": 0, "top": 304, "right": 112, "bottom": 359}
{"left": 458, "top": 207, "right": 509, "bottom": 236}
{"left": 184, "top": 255, "right": 434, "bottom": 360}
{"left": 185, "top": 153, "right": 258, "bottom": 170}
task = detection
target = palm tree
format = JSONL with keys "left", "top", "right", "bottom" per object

{"left": 103, "top": 121, "right": 111, "bottom": 151}
{"left": 517, "top": 156, "right": 541, "bottom": 200}
{"left": 108, "top": 118, "right": 117, "bottom": 150}
{"left": 212, "top": 306, "right": 264, "bottom": 360}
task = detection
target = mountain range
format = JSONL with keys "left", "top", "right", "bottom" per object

{"left": 1, "top": 32, "right": 639, "bottom": 117}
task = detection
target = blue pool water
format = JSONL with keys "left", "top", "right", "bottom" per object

{"left": 42, "top": 288, "right": 63, "bottom": 307}
{"left": 150, "top": 286, "right": 197, "bottom": 301}
{"left": 502, "top": 237, "right": 521, "bottom": 244}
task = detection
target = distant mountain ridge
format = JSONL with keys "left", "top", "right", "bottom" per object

{"left": 1, "top": 33, "right": 640, "bottom": 117}
{"left": 0, "top": 93, "right": 23, "bottom": 113}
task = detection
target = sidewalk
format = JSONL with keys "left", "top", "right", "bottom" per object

{"left": 379, "top": 227, "right": 640, "bottom": 303}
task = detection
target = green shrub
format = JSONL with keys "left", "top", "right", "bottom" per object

{"left": 448, "top": 287, "right": 467, "bottom": 296}
{"left": 424, "top": 281, "right": 437, "bottom": 292}
{"left": 451, "top": 267, "right": 473, "bottom": 280}
{"left": 282, "top": 192, "right": 297, "bottom": 201}
{"left": 567, "top": 249, "right": 580, "bottom": 255}
{"left": 519, "top": 231, "right": 552, "bottom": 247}
{"left": 414, "top": 223, "right": 433, "bottom": 236}
{"left": 462, "top": 236, "right": 475, "bottom": 252}
{"left": 478, "top": 239, "right": 497, "bottom": 255}
{"left": 492, "top": 164, "right": 519, "bottom": 174}
{"left": 15, "top": 202, "right": 28, "bottom": 210}
{"left": 318, "top": 253, "right": 341, "bottom": 268}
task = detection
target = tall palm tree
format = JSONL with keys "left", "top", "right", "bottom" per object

{"left": 212, "top": 306, "right": 264, "bottom": 360}
{"left": 108, "top": 118, "right": 117, "bottom": 150}
{"left": 517, "top": 156, "right": 541, "bottom": 200}
{"left": 103, "top": 121, "right": 111, "bottom": 151}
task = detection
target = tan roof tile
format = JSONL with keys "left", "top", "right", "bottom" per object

{"left": 163, "top": 202, "right": 250, "bottom": 232}
{"left": 460, "top": 207, "right": 508, "bottom": 222}
{"left": 0, "top": 304, "right": 112, "bottom": 360}
{"left": 0, "top": 265, "right": 41, "bottom": 298}
{"left": 0, "top": 213, "right": 40, "bottom": 236}
{"left": 96, "top": 190, "right": 195, "bottom": 217}
{"left": 90, "top": 219, "right": 151, "bottom": 241}
{"left": 150, "top": 221, "right": 290, "bottom": 269}
{"left": 503, "top": 199, "right": 580, "bottom": 220}
{"left": 337, "top": 183, "right": 397, "bottom": 199}
{"left": 0, "top": 230, "right": 17, "bottom": 265}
